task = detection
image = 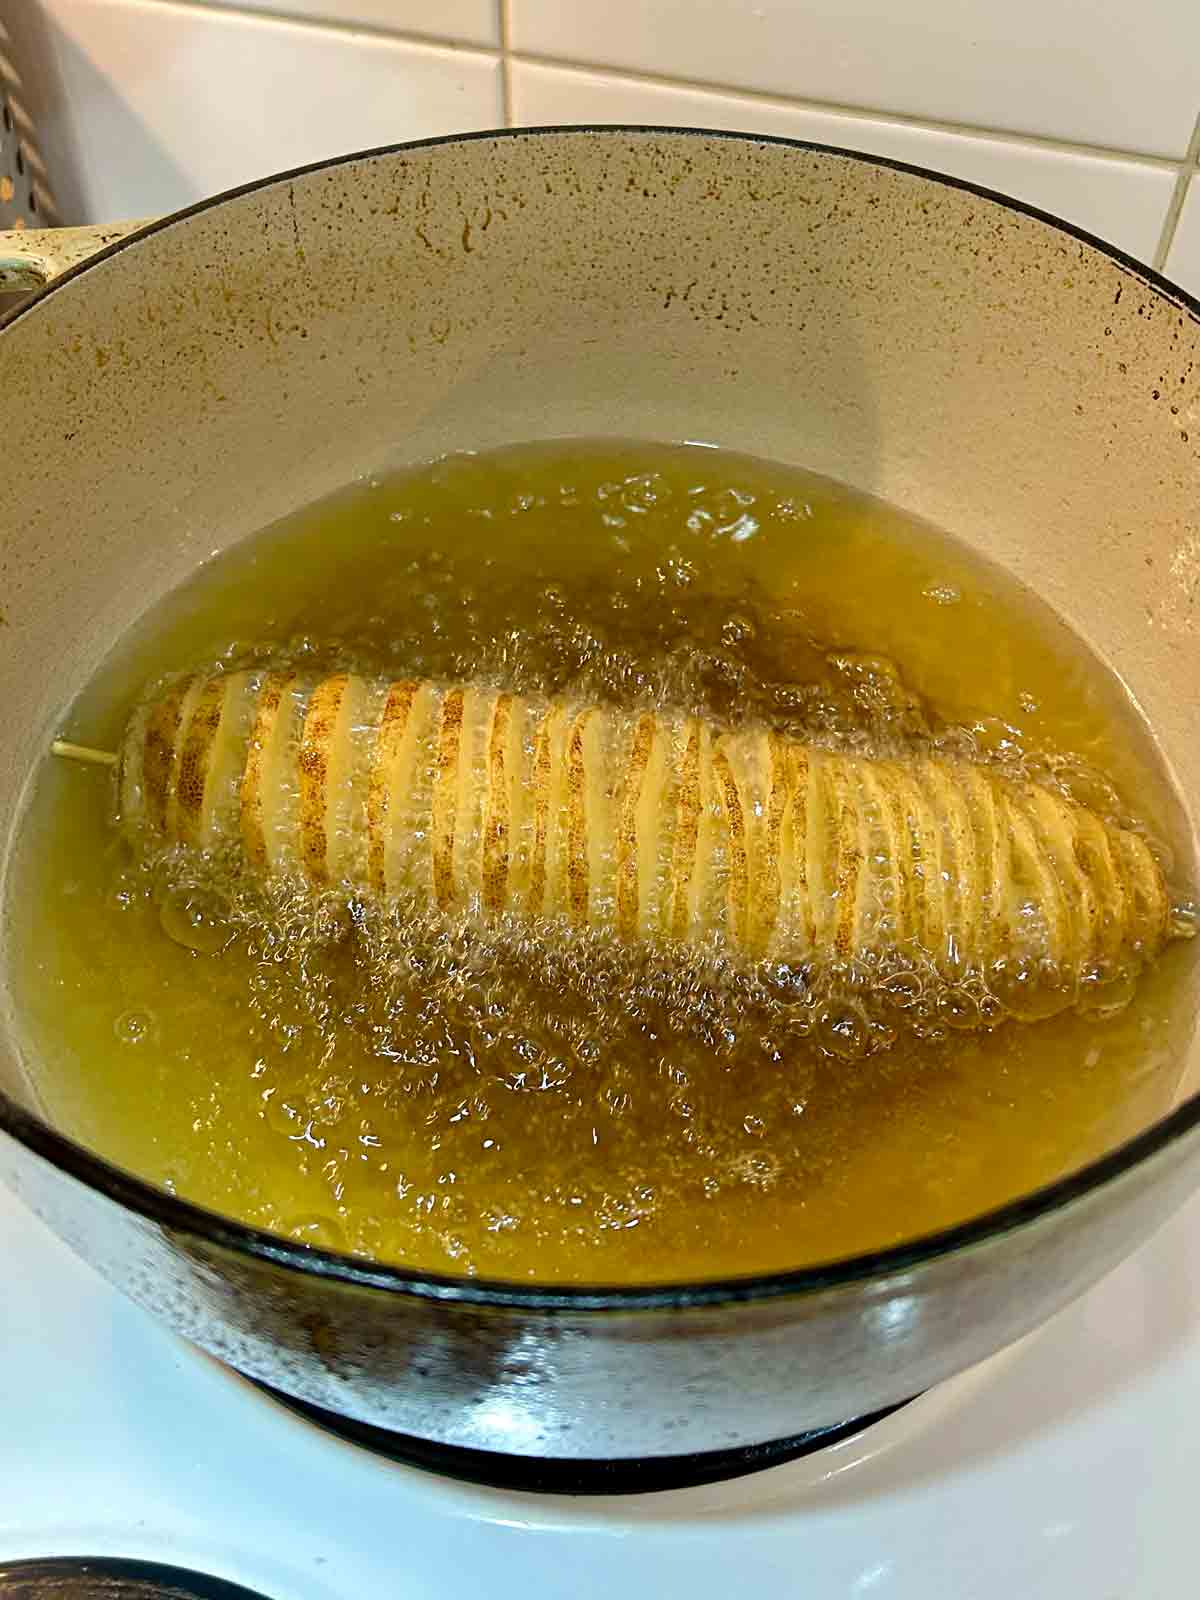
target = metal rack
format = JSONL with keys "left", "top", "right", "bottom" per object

{"left": 0, "top": 13, "right": 56, "bottom": 233}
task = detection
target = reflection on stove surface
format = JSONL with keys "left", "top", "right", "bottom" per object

{"left": 247, "top": 1377, "right": 917, "bottom": 1495}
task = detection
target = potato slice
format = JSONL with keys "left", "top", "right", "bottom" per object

{"left": 118, "top": 668, "right": 1182, "bottom": 1027}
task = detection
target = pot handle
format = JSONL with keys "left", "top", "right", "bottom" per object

{"left": 0, "top": 219, "right": 154, "bottom": 292}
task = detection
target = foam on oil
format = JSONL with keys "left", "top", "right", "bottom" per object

{"left": 8, "top": 440, "right": 1197, "bottom": 1282}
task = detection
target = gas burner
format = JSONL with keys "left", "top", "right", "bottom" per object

{"left": 0, "top": 1558, "right": 274, "bottom": 1598}
{"left": 247, "top": 1380, "right": 917, "bottom": 1494}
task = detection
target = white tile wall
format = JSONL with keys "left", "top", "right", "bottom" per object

{"left": 21, "top": 0, "right": 501, "bottom": 221}
{"left": 200, "top": 0, "right": 498, "bottom": 47}
{"left": 512, "top": 62, "right": 1177, "bottom": 263}
{"left": 1167, "top": 185, "right": 1200, "bottom": 297}
{"left": 7, "top": 0, "right": 1200, "bottom": 273}
{"left": 509, "top": 0, "right": 1200, "bottom": 161}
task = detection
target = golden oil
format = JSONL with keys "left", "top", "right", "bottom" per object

{"left": 7, "top": 439, "right": 1196, "bottom": 1283}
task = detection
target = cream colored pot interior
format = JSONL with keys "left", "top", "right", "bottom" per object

{"left": 0, "top": 129, "right": 1197, "bottom": 1116}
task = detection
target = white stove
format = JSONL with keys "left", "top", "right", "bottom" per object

{"left": 1, "top": 1177, "right": 1195, "bottom": 1597}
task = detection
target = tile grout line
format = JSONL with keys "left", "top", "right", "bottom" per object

{"left": 1151, "top": 110, "right": 1200, "bottom": 271}
{"left": 105, "top": 0, "right": 1191, "bottom": 174}
{"left": 509, "top": 46, "right": 1187, "bottom": 170}
{"left": 498, "top": 0, "right": 514, "bottom": 126}
{"left": 134, "top": 0, "right": 503, "bottom": 58}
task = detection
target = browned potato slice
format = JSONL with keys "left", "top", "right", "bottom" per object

{"left": 140, "top": 674, "right": 201, "bottom": 840}
{"left": 118, "top": 668, "right": 1184, "bottom": 1030}
{"left": 240, "top": 672, "right": 300, "bottom": 874}
{"left": 174, "top": 671, "right": 256, "bottom": 850}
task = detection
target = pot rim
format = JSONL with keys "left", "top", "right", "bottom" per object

{"left": 1, "top": 122, "right": 1197, "bottom": 1312}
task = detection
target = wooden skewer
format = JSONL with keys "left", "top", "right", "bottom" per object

{"left": 51, "top": 739, "right": 118, "bottom": 768}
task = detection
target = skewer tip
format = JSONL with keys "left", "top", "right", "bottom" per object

{"left": 51, "top": 739, "right": 118, "bottom": 768}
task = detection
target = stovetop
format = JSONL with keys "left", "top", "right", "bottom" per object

{"left": 2, "top": 1179, "right": 1196, "bottom": 1599}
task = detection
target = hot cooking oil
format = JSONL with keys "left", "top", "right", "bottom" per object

{"left": 6, "top": 439, "right": 1196, "bottom": 1282}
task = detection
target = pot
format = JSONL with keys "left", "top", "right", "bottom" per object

{"left": 0, "top": 127, "right": 1197, "bottom": 1488}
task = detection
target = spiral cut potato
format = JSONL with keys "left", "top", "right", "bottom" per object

{"left": 116, "top": 668, "right": 1180, "bottom": 1019}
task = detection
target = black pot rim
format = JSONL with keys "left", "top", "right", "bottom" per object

{"left": 1, "top": 123, "right": 1197, "bottom": 1313}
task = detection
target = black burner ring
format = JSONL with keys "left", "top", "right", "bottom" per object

{"left": 249, "top": 1380, "right": 916, "bottom": 1495}
{"left": 0, "top": 1558, "right": 273, "bottom": 1598}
